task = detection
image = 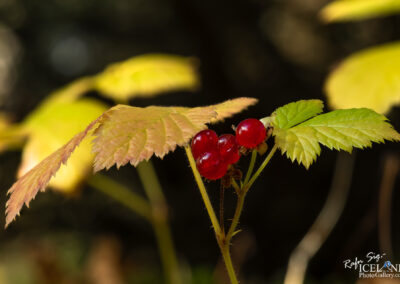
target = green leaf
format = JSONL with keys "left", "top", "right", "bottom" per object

{"left": 274, "top": 126, "right": 321, "bottom": 168}
{"left": 94, "top": 54, "right": 199, "bottom": 101}
{"left": 271, "top": 99, "right": 324, "bottom": 129}
{"left": 272, "top": 101, "right": 400, "bottom": 168}
{"left": 19, "top": 99, "right": 107, "bottom": 193}
{"left": 320, "top": 0, "right": 400, "bottom": 22}
{"left": 299, "top": 109, "right": 400, "bottom": 151}
{"left": 325, "top": 42, "right": 400, "bottom": 114}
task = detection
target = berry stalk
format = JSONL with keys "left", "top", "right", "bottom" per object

{"left": 185, "top": 146, "right": 222, "bottom": 236}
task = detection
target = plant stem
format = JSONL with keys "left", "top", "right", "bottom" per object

{"left": 245, "top": 144, "right": 278, "bottom": 191}
{"left": 225, "top": 190, "right": 246, "bottom": 243}
{"left": 136, "top": 161, "right": 165, "bottom": 209}
{"left": 151, "top": 216, "right": 181, "bottom": 284}
{"left": 244, "top": 150, "right": 257, "bottom": 185}
{"left": 226, "top": 144, "right": 277, "bottom": 243}
{"left": 186, "top": 146, "right": 239, "bottom": 283}
{"left": 87, "top": 174, "right": 152, "bottom": 220}
{"left": 283, "top": 152, "right": 355, "bottom": 284}
{"left": 186, "top": 144, "right": 278, "bottom": 284}
{"left": 220, "top": 245, "right": 239, "bottom": 284}
{"left": 231, "top": 179, "right": 240, "bottom": 195}
{"left": 220, "top": 185, "right": 225, "bottom": 234}
{"left": 185, "top": 146, "right": 222, "bottom": 236}
{"left": 88, "top": 169, "right": 181, "bottom": 284}
{"left": 136, "top": 161, "right": 181, "bottom": 284}
{"left": 222, "top": 145, "right": 277, "bottom": 283}
{"left": 378, "top": 154, "right": 399, "bottom": 259}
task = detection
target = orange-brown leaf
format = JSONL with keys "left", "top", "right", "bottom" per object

{"left": 5, "top": 117, "right": 102, "bottom": 227}
{"left": 91, "top": 105, "right": 217, "bottom": 171}
{"left": 211, "top": 97, "right": 258, "bottom": 123}
{"left": 5, "top": 97, "right": 257, "bottom": 227}
{"left": 92, "top": 97, "right": 257, "bottom": 171}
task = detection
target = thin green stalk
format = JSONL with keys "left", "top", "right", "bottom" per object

{"left": 220, "top": 185, "right": 225, "bottom": 234}
{"left": 222, "top": 145, "right": 277, "bottom": 283}
{"left": 283, "top": 152, "right": 356, "bottom": 284}
{"left": 151, "top": 217, "right": 181, "bottom": 284}
{"left": 185, "top": 146, "right": 222, "bottom": 236}
{"left": 137, "top": 161, "right": 166, "bottom": 208}
{"left": 185, "top": 146, "right": 237, "bottom": 283}
{"left": 225, "top": 145, "right": 277, "bottom": 251}
{"left": 186, "top": 144, "right": 278, "bottom": 284}
{"left": 87, "top": 174, "right": 152, "bottom": 220}
{"left": 244, "top": 150, "right": 257, "bottom": 185}
{"left": 245, "top": 144, "right": 278, "bottom": 191}
{"left": 225, "top": 190, "right": 246, "bottom": 243}
{"left": 220, "top": 245, "right": 239, "bottom": 284}
{"left": 231, "top": 179, "right": 240, "bottom": 195}
{"left": 217, "top": 189, "right": 246, "bottom": 284}
{"left": 137, "top": 161, "right": 181, "bottom": 284}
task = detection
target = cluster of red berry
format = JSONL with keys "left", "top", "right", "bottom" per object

{"left": 191, "top": 118, "right": 267, "bottom": 180}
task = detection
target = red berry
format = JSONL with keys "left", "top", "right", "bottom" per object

{"left": 236, "top": 118, "right": 266, "bottom": 149}
{"left": 218, "top": 134, "right": 240, "bottom": 164}
{"left": 191, "top": 129, "right": 218, "bottom": 160}
{"left": 196, "top": 151, "right": 228, "bottom": 180}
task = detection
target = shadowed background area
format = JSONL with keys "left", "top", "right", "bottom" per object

{"left": 0, "top": 0, "right": 400, "bottom": 283}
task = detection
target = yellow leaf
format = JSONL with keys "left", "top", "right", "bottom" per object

{"left": 320, "top": 0, "right": 400, "bottom": 22}
{"left": 325, "top": 42, "right": 400, "bottom": 114}
{"left": 5, "top": 97, "right": 256, "bottom": 227}
{"left": 0, "top": 113, "right": 13, "bottom": 152}
{"left": 19, "top": 99, "right": 107, "bottom": 193}
{"left": 34, "top": 54, "right": 199, "bottom": 106}
{"left": 0, "top": 113, "right": 10, "bottom": 130}
{"left": 42, "top": 77, "right": 94, "bottom": 105}
{"left": 94, "top": 54, "right": 199, "bottom": 101}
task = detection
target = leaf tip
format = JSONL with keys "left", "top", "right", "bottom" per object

{"left": 319, "top": 6, "right": 335, "bottom": 23}
{"left": 211, "top": 97, "right": 258, "bottom": 123}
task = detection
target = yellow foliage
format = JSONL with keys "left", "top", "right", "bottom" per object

{"left": 43, "top": 77, "right": 94, "bottom": 105}
{"left": 39, "top": 53, "right": 200, "bottom": 105}
{"left": 325, "top": 42, "right": 400, "bottom": 114}
{"left": 94, "top": 54, "right": 199, "bottom": 101}
{"left": 19, "top": 99, "right": 107, "bottom": 193}
{"left": 320, "top": 0, "right": 400, "bottom": 22}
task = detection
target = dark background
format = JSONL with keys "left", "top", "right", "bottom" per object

{"left": 0, "top": 0, "right": 399, "bottom": 283}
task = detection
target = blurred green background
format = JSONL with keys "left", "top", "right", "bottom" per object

{"left": 0, "top": 0, "right": 400, "bottom": 283}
